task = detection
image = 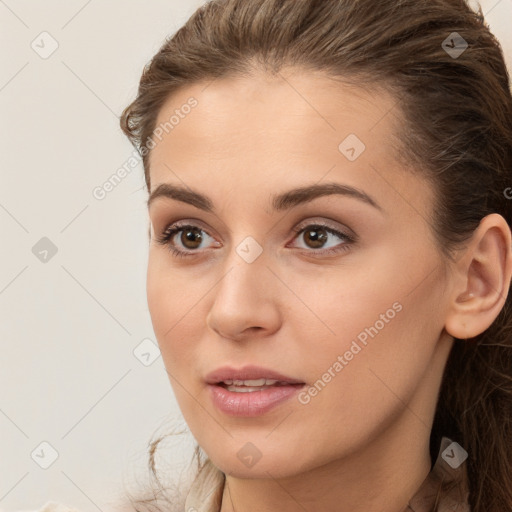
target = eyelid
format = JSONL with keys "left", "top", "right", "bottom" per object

{"left": 157, "top": 217, "right": 354, "bottom": 242}
{"left": 291, "top": 217, "right": 357, "bottom": 241}
{"left": 156, "top": 217, "right": 357, "bottom": 257}
{"left": 157, "top": 220, "right": 218, "bottom": 247}
{"left": 156, "top": 218, "right": 215, "bottom": 240}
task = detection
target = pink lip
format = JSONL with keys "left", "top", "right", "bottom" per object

{"left": 204, "top": 364, "right": 305, "bottom": 385}
{"left": 207, "top": 383, "right": 305, "bottom": 416}
{"left": 205, "top": 365, "right": 306, "bottom": 417}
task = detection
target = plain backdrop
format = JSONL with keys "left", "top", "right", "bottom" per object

{"left": 0, "top": 1, "right": 511, "bottom": 511}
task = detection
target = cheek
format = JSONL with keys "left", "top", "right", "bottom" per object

{"left": 146, "top": 253, "right": 201, "bottom": 369}
{"left": 291, "top": 246, "right": 445, "bottom": 410}
{"left": 280, "top": 255, "right": 405, "bottom": 356}
{"left": 289, "top": 295, "right": 440, "bottom": 467}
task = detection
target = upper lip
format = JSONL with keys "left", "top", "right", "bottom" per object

{"left": 205, "top": 365, "right": 305, "bottom": 385}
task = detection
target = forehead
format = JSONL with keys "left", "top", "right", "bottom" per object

{"left": 147, "top": 69, "right": 434, "bottom": 222}
{"left": 153, "top": 69, "right": 398, "bottom": 145}
{"left": 150, "top": 70, "right": 397, "bottom": 168}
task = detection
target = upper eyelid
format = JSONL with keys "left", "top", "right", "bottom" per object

{"left": 163, "top": 218, "right": 352, "bottom": 236}
{"left": 162, "top": 219, "right": 355, "bottom": 247}
{"left": 293, "top": 218, "right": 354, "bottom": 234}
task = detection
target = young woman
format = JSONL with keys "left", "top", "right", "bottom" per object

{"left": 118, "top": 0, "right": 511, "bottom": 511}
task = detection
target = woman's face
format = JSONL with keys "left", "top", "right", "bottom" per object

{"left": 146, "top": 69, "right": 455, "bottom": 478}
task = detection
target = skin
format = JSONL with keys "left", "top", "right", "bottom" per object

{"left": 145, "top": 68, "right": 512, "bottom": 512}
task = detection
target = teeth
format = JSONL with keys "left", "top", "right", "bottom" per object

{"left": 225, "top": 385, "right": 272, "bottom": 392}
{"left": 223, "top": 378, "right": 279, "bottom": 386}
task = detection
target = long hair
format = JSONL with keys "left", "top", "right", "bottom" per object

{"left": 119, "top": 1, "right": 512, "bottom": 510}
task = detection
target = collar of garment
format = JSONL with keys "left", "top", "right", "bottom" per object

{"left": 184, "top": 436, "right": 470, "bottom": 512}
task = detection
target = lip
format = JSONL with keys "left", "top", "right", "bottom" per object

{"left": 207, "top": 382, "right": 305, "bottom": 417}
{"left": 204, "top": 364, "right": 305, "bottom": 385}
{"left": 205, "top": 365, "right": 306, "bottom": 417}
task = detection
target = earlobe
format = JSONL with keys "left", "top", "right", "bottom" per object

{"left": 444, "top": 213, "right": 512, "bottom": 340}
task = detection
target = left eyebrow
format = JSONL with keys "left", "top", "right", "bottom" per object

{"left": 147, "top": 182, "right": 383, "bottom": 213}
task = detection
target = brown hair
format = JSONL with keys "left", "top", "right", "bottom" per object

{"left": 119, "top": 0, "right": 512, "bottom": 510}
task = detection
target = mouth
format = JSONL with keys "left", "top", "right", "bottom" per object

{"left": 204, "top": 366, "right": 306, "bottom": 415}
{"left": 214, "top": 379, "right": 305, "bottom": 392}
{"left": 207, "top": 379, "right": 306, "bottom": 416}
{"left": 205, "top": 364, "right": 306, "bottom": 389}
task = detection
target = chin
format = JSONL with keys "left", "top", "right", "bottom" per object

{"left": 206, "top": 446, "right": 309, "bottom": 480}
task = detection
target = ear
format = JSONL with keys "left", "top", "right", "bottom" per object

{"left": 444, "top": 213, "right": 512, "bottom": 340}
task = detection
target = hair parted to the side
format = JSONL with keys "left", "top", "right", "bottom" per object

{"left": 119, "top": 0, "right": 512, "bottom": 511}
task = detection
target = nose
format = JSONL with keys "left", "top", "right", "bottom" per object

{"left": 206, "top": 249, "right": 282, "bottom": 342}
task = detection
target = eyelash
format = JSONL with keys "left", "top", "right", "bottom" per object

{"left": 155, "top": 221, "right": 356, "bottom": 259}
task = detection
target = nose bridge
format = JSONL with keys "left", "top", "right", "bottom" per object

{"left": 217, "top": 233, "right": 268, "bottom": 300}
{"left": 206, "top": 234, "right": 281, "bottom": 338}
{"left": 216, "top": 208, "right": 270, "bottom": 273}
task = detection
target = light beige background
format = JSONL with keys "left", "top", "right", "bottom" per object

{"left": 1, "top": 1, "right": 511, "bottom": 511}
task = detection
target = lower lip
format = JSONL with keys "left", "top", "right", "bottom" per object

{"left": 208, "top": 383, "right": 305, "bottom": 417}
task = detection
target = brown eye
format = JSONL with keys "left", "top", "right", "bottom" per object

{"left": 302, "top": 227, "right": 329, "bottom": 249}
{"left": 290, "top": 223, "right": 354, "bottom": 256}
{"left": 180, "top": 227, "right": 203, "bottom": 249}
{"left": 155, "top": 223, "right": 216, "bottom": 258}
